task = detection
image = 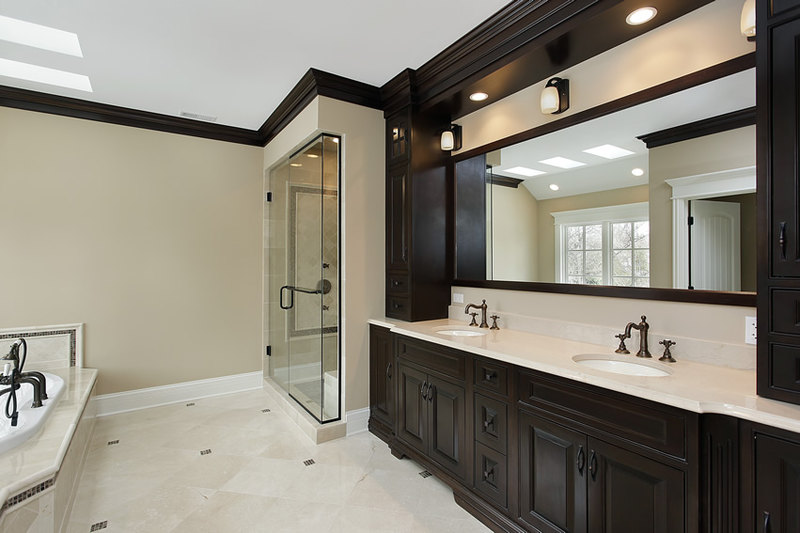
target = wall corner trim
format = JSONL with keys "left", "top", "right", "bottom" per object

{"left": 92, "top": 371, "right": 263, "bottom": 417}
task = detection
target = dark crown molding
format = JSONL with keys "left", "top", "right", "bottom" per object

{"left": 637, "top": 106, "right": 757, "bottom": 148}
{"left": 489, "top": 175, "right": 524, "bottom": 188}
{"left": 0, "top": 85, "right": 263, "bottom": 146}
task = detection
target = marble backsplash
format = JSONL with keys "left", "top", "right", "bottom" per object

{"left": 448, "top": 305, "right": 755, "bottom": 370}
{"left": 0, "top": 324, "right": 83, "bottom": 369}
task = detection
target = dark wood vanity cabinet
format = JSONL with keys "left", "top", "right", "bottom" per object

{"left": 754, "top": 434, "right": 800, "bottom": 533}
{"left": 757, "top": 0, "right": 800, "bottom": 405}
{"left": 368, "top": 324, "right": 394, "bottom": 440}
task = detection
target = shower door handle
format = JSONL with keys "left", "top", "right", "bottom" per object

{"left": 279, "top": 285, "right": 294, "bottom": 310}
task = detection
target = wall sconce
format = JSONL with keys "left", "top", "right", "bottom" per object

{"left": 740, "top": 0, "right": 755, "bottom": 41}
{"left": 540, "top": 77, "right": 569, "bottom": 115}
{"left": 440, "top": 124, "right": 462, "bottom": 152}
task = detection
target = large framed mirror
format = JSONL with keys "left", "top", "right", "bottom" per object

{"left": 453, "top": 61, "right": 756, "bottom": 306}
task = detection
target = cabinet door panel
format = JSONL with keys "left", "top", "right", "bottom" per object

{"left": 518, "top": 410, "right": 587, "bottom": 533}
{"left": 396, "top": 363, "right": 427, "bottom": 455}
{"left": 588, "top": 437, "right": 684, "bottom": 533}
{"left": 369, "top": 326, "right": 393, "bottom": 428}
{"left": 386, "top": 166, "right": 409, "bottom": 271}
{"left": 428, "top": 376, "right": 468, "bottom": 481}
{"left": 755, "top": 434, "right": 800, "bottom": 533}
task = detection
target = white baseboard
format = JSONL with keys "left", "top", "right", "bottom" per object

{"left": 93, "top": 371, "right": 263, "bottom": 417}
{"left": 346, "top": 407, "right": 370, "bottom": 436}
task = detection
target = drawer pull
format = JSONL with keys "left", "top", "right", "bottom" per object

{"left": 589, "top": 450, "right": 598, "bottom": 480}
{"left": 484, "top": 370, "right": 497, "bottom": 382}
{"left": 391, "top": 279, "right": 401, "bottom": 287}
{"left": 483, "top": 414, "right": 495, "bottom": 432}
{"left": 483, "top": 465, "right": 495, "bottom": 483}
{"left": 392, "top": 302, "right": 403, "bottom": 310}
{"left": 779, "top": 222, "right": 787, "bottom": 260}
{"left": 576, "top": 445, "right": 585, "bottom": 475}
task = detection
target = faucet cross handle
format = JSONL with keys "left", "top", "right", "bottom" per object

{"left": 469, "top": 313, "right": 479, "bottom": 327}
{"left": 614, "top": 333, "right": 630, "bottom": 354}
{"left": 489, "top": 315, "right": 500, "bottom": 330}
{"left": 659, "top": 339, "right": 677, "bottom": 363}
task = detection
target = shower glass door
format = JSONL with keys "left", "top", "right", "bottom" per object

{"left": 267, "top": 134, "right": 340, "bottom": 423}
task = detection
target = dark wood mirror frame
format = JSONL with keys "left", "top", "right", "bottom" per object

{"left": 451, "top": 53, "right": 757, "bottom": 307}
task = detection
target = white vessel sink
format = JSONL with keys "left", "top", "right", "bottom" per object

{"left": 435, "top": 328, "right": 488, "bottom": 337}
{"left": 572, "top": 354, "right": 671, "bottom": 377}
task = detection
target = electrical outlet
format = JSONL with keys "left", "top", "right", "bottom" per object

{"left": 452, "top": 292, "right": 464, "bottom": 304}
{"left": 745, "top": 316, "right": 757, "bottom": 345}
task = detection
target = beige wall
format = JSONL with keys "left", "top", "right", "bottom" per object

{"left": 0, "top": 107, "right": 264, "bottom": 395}
{"left": 649, "top": 126, "right": 756, "bottom": 287}
{"left": 490, "top": 184, "right": 538, "bottom": 281}
{"left": 446, "top": 0, "right": 756, "bottom": 336}
{"left": 263, "top": 96, "right": 384, "bottom": 413}
{"left": 536, "top": 186, "right": 649, "bottom": 282}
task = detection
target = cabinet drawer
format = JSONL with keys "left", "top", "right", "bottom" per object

{"left": 475, "top": 393, "right": 507, "bottom": 454}
{"left": 768, "top": 343, "right": 800, "bottom": 394}
{"left": 395, "top": 336, "right": 466, "bottom": 380}
{"left": 519, "top": 370, "right": 689, "bottom": 459}
{"left": 772, "top": 289, "right": 800, "bottom": 336}
{"left": 387, "top": 272, "right": 409, "bottom": 295}
{"left": 474, "top": 359, "right": 509, "bottom": 397}
{"left": 386, "top": 295, "right": 410, "bottom": 320}
{"left": 474, "top": 442, "right": 507, "bottom": 510}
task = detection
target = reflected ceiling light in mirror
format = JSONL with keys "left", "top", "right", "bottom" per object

{"left": 469, "top": 92, "right": 489, "bottom": 102}
{"left": 306, "top": 154, "right": 319, "bottom": 158}
{"left": 504, "top": 166, "right": 545, "bottom": 177}
{"left": 332, "top": 138, "right": 339, "bottom": 143}
{"left": 583, "top": 144, "right": 634, "bottom": 159}
{"left": 549, "top": 184, "right": 560, "bottom": 191}
{"left": 0, "top": 15, "right": 83, "bottom": 57}
{"left": 290, "top": 163, "right": 302, "bottom": 167}
{"left": 740, "top": 0, "right": 755, "bottom": 40}
{"left": 631, "top": 168, "right": 645, "bottom": 177}
{"left": 0, "top": 58, "right": 92, "bottom": 92}
{"left": 626, "top": 7, "right": 657, "bottom": 25}
{"left": 540, "top": 77, "right": 569, "bottom": 114}
{"left": 539, "top": 157, "right": 585, "bottom": 169}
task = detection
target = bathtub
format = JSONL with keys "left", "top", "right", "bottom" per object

{"left": 0, "top": 372, "right": 64, "bottom": 455}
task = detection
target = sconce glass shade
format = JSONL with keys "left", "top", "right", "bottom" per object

{"left": 440, "top": 124, "right": 462, "bottom": 151}
{"left": 540, "top": 77, "right": 569, "bottom": 114}
{"left": 741, "top": 0, "right": 755, "bottom": 38}
{"left": 441, "top": 130, "right": 455, "bottom": 151}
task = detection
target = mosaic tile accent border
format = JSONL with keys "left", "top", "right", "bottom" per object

{"left": 0, "top": 476, "right": 56, "bottom": 518}
{"left": 0, "top": 324, "right": 82, "bottom": 367}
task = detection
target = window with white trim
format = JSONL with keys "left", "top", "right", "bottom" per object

{"left": 553, "top": 203, "right": 650, "bottom": 287}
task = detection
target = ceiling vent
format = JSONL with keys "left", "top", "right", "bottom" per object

{"left": 180, "top": 111, "right": 217, "bottom": 122}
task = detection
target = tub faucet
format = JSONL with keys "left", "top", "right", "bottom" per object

{"left": 465, "top": 299, "right": 489, "bottom": 328}
{"left": 622, "top": 315, "right": 651, "bottom": 358}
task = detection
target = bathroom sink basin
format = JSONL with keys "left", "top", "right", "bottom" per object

{"left": 435, "top": 328, "right": 488, "bottom": 337}
{"left": 572, "top": 354, "right": 671, "bottom": 377}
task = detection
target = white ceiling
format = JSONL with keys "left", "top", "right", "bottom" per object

{"left": 493, "top": 68, "right": 755, "bottom": 200}
{"left": 0, "top": 0, "right": 510, "bottom": 129}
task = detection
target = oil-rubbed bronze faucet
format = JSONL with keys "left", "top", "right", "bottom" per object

{"left": 465, "top": 299, "right": 489, "bottom": 328}
{"left": 620, "top": 315, "right": 651, "bottom": 358}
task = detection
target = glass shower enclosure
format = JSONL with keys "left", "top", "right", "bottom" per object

{"left": 267, "top": 134, "right": 340, "bottom": 423}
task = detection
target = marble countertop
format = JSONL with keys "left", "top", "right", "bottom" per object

{"left": 0, "top": 367, "right": 97, "bottom": 508}
{"left": 369, "top": 318, "right": 800, "bottom": 434}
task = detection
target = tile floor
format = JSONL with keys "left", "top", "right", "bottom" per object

{"left": 66, "top": 388, "right": 490, "bottom": 532}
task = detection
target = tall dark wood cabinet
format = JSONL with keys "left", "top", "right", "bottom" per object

{"left": 757, "top": 0, "right": 800, "bottom": 404}
{"left": 382, "top": 70, "right": 451, "bottom": 321}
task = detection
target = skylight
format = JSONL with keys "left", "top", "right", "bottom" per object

{"left": 504, "top": 166, "right": 545, "bottom": 177}
{"left": 539, "top": 157, "right": 585, "bottom": 169}
{"left": 0, "top": 58, "right": 92, "bottom": 92}
{"left": 0, "top": 15, "right": 83, "bottom": 57}
{"left": 582, "top": 144, "right": 635, "bottom": 159}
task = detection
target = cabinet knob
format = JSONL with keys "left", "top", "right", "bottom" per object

{"left": 483, "top": 414, "right": 495, "bottom": 432}
{"left": 483, "top": 465, "right": 495, "bottom": 483}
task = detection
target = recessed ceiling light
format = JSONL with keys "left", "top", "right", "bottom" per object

{"left": 0, "top": 15, "right": 83, "bottom": 57}
{"left": 549, "top": 184, "right": 560, "bottom": 191}
{"left": 469, "top": 92, "right": 489, "bottom": 102}
{"left": 290, "top": 163, "right": 302, "bottom": 167}
{"left": 539, "top": 157, "right": 586, "bottom": 169}
{"left": 504, "top": 166, "right": 545, "bottom": 177}
{"left": 307, "top": 154, "right": 319, "bottom": 158}
{"left": 632, "top": 168, "right": 645, "bottom": 176}
{"left": 626, "top": 7, "right": 657, "bottom": 25}
{"left": 582, "top": 144, "right": 635, "bottom": 159}
{"left": 0, "top": 58, "right": 92, "bottom": 92}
